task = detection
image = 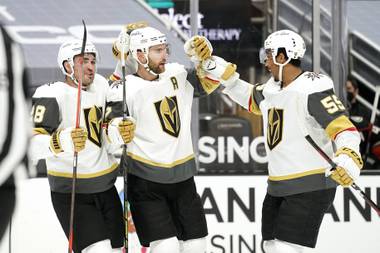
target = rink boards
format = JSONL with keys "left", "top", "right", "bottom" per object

{"left": 0, "top": 175, "right": 379, "bottom": 253}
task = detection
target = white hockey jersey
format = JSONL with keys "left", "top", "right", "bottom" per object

{"left": 31, "top": 74, "right": 118, "bottom": 193}
{"left": 106, "top": 63, "right": 197, "bottom": 183}
{"left": 224, "top": 72, "right": 358, "bottom": 196}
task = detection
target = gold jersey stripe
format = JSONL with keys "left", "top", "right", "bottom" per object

{"left": 268, "top": 168, "right": 326, "bottom": 181}
{"left": 127, "top": 152, "right": 195, "bottom": 168}
{"left": 47, "top": 163, "right": 118, "bottom": 178}
{"left": 249, "top": 89, "right": 262, "bottom": 115}
{"left": 199, "top": 76, "right": 220, "bottom": 94}
{"left": 109, "top": 74, "right": 120, "bottom": 82}
{"left": 33, "top": 127, "right": 49, "bottom": 135}
{"left": 221, "top": 63, "right": 237, "bottom": 81}
{"left": 325, "top": 115, "right": 355, "bottom": 139}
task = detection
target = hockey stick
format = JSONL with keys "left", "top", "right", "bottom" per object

{"left": 304, "top": 135, "right": 380, "bottom": 216}
{"left": 119, "top": 28, "right": 129, "bottom": 253}
{"left": 68, "top": 19, "right": 87, "bottom": 253}
{"left": 295, "top": 96, "right": 380, "bottom": 216}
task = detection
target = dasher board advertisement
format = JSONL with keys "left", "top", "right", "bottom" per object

{"left": 1, "top": 176, "right": 379, "bottom": 253}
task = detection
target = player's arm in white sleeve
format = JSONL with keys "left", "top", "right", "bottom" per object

{"left": 30, "top": 88, "right": 87, "bottom": 161}
{"left": 30, "top": 91, "right": 60, "bottom": 161}
{"left": 199, "top": 55, "right": 263, "bottom": 114}
{"left": 183, "top": 35, "right": 263, "bottom": 113}
{"left": 106, "top": 22, "right": 139, "bottom": 150}
{"left": 222, "top": 76, "right": 262, "bottom": 114}
{"left": 108, "top": 22, "right": 147, "bottom": 83}
{"left": 184, "top": 35, "right": 222, "bottom": 96}
{"left": 202, "top": 55, "right": 263, "bottom": 114}
{"left": 104, "top": 82, "right": 135, "bottom": 152}
{"left": 307, "top": 83, "right": 363, "bottom": 187}
{"left": 108, "top": 58, "right": 138, "bottom": 84}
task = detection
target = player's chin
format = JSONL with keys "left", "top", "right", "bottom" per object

{"left": 157, "top": 64, "right": 165, "bottom": 73}
{"left": 271, "top": 72, "right": 278, "bottom": 80}
{"left": 83, "top": 77, "right": 94, "bottom": 87}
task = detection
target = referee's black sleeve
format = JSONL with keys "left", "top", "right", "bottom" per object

{"left": 0, "top": 25, "right": 30, "bottom": 185}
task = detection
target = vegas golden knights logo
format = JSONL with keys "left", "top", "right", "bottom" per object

{"left": 267, "top": 108, "right": 284, "bottom": 150}
{"left": 84, "top": 106, "right": 103, "bottom": 147}
{"left": 154, "top": 96, "right": 181, "bottom": 137}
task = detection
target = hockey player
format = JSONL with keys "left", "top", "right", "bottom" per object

{"left": 186, "top": 30, "right": 363, "bottom": 253}
{"left": 106, "top": 26, "right": 219, "bottom": 253}
{"left": 30, "top": 39, "right": 135, "bottom": 253}
{"left": 0, "top": 25, "right": 30, "bottom": 239}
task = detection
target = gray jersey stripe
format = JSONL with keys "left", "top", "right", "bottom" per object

{"left": 252, "top": 84, "right": 265, "bottom": 106}
{"left": 267, "top": 173, "right": 337, "bottom": 196}
{"left": 127, "top": 156, "right": 197, "bottom": 183}
{"left": 48, "top": 168, "right": 119, "bottom": 193}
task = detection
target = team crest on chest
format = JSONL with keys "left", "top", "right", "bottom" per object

{"left": 83, "top": 106, "right": 103, "bottom": 147}
{"left": 267, "top": 108, "right": 284, "bottom": 150}
{"left": 154, "top": 96, "right": 181, "bottom": 137}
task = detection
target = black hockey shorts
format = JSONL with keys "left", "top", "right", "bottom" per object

{"left": 127, "top": 174, "right": 208, "bottom": 247}
{"left": 0, "top": 175, "right": 15, "bottom": 239}
{"left": 51, "top": 186, "right": 124, "bottom": 252}
{"left": 261, "top": 188, "right": 336, "bottom": 248}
